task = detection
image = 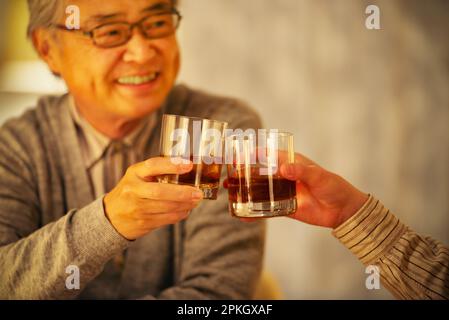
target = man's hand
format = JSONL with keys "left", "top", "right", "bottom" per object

{"left": 279, "top": 154, "right": 369, "bottom": 229}
{"left": 103, "top": 157, "right": 204, "bottom": 240}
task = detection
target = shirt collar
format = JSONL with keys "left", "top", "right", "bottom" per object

{"left": 68, "top": 95, "right": 157, "bottom": 169}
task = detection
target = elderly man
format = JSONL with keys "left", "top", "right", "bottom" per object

{"left": 0, "top": 0, "right": 265, "bottom": 299}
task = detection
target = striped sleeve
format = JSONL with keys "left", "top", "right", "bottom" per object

{"left": 332, "top": 195, "right": 449, "bottom": 300}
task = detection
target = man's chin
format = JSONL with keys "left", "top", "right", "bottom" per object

{"left": 112, "top": 84, "right": 171, "bottom": 118}
{"left": 117, "top": 100, "right": 163, "bottom": 119}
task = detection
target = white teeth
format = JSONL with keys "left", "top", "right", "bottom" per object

{"left": 117, "top": 73, "right": 157, "bottom": 85}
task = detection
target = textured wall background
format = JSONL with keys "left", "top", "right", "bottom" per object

{"left": 177, "top": 0, "right": 449, "bottom": 299}
{"left": 1, "top": 0, "right": 448, "bottom": 299}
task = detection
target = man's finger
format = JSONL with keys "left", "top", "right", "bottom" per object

{"left": 133, "top": 157, "right": 193, "bottom": 179}
{"left": 294, "top": 153, "right": 317, "bottom": 166}
{"left": 144, "top": 199, "right": 201, "bottom": 214}
{"left": 134, "top": 181, "right": 203, "bottom": 202}
{"left": 139, "top": 211, "right": 191, "bottom": 228}
{"left": 238, "top": 217, "right": 261, "bottom": 223}
{"left": 280, "top": 163, "right": 324, "bottom": 186}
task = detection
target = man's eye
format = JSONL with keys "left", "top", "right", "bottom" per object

{"left": 145, "top": 20, "right": 167, "bottom": 29}
{"left": 106, "top": 30, "right": 121, "bottom": 36}
{"left": 95, "top": 26, "right": 126, "bottom": 38}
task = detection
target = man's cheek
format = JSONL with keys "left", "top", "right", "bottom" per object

{"left": 173, "top": 50, "right": 181, "bottom": 77}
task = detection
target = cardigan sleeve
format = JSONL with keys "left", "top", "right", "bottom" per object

{"left": 0, "top": 121, "right": 130, "bottom": 299}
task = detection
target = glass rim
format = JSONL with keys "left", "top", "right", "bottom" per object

{"left": 162, "top": 113, "right": 228, "bottom": 125}
{"left": 225, "top": 130, "right": 294, "bottom": 140}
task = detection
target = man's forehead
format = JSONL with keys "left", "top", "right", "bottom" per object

{"left": 72, "top": 0, "right": 173, "bottom": 22}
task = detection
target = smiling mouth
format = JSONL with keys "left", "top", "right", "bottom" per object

{"left": 116, "top": 72, "right": 160, "bottom": 85}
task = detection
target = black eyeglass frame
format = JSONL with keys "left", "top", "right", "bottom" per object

{"left": 52, "top": 8, "right": 182, "bottom": 48}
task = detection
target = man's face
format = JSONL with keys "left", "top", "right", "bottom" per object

{"left": 48, "top": 0, "right": 180, "bottom": 121}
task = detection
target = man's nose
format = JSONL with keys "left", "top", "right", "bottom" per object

{"left": 122, "top": 28, "right": 157, "bottom": 64}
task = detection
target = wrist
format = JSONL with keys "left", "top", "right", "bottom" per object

{"left": 335, "top": 190, "right": 369, "bottom": 229}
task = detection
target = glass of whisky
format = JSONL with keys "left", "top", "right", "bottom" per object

{"left": 158, "top": 114, "right": 228, "bottom": 200}
{"left": 225, "top": 130, "right": 297, "bottom": 217}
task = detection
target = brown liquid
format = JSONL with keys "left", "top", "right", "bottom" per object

{"left": 228, "top": 176, "right": 296, "bottom": 203}
{"left": 176, "top": 162, "right": 222, "bottom": 186}
{"left": 158, "top": 156, "right": 223, "bottom": 199}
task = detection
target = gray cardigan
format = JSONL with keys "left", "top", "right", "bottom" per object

{"left": 0, "top": 84, "right": 265, "bottom": 299}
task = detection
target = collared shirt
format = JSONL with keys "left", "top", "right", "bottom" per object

{"left": 68, "top": 96, "right": 157, "bottom": 198}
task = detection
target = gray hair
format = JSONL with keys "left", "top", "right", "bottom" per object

{"left": 27, "top": 0, "right": 179, "bottom": 38}
{"left": 26, "top": 0, "right": 64, "bottom": 38}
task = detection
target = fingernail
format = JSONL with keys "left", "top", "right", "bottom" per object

{"left": 192, "top": 190, "right": 203, "bottom": 200}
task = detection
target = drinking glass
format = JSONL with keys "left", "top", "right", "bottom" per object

{"left": 226, "top": 130, "right": 297, "bottom": 217}
{"left": 158, "top": 114, "right": 228, "bottom": 200}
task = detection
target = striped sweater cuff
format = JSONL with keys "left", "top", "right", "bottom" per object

{"left": 332, "top": 195, "right": 408, "bottom": 265}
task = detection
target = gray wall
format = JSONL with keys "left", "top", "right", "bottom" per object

{"left": 177, "top": 0, "right": 449, "bottom": 299}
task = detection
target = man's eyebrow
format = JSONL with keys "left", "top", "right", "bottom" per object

{"left": 86, "top": 12, "right": 126, "bottom": 24}
{"left": 85, "top": 3, "right": 172, "bottom": 24}
{"left": 141, "top": 2, "right": 173, "bottom": 13}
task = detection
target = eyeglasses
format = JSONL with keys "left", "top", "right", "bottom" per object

{"left": 52, "top": 9, "right": 182, "bottom": 48}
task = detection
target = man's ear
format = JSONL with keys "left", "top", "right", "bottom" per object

{"left": 32, "top": 28, "right": 61, "bottom": 76}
